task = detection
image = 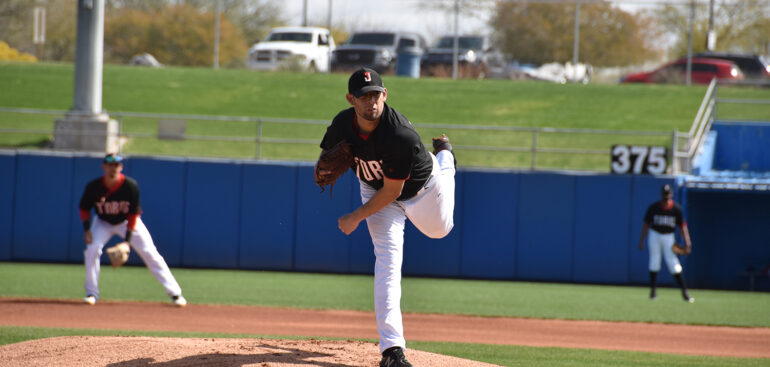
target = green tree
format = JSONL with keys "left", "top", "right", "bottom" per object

{"left": 0, "top": 0, "right": 76, "bottom": 61}
{"left": 490, "top": 1, "right": 661, "bottom": 67}
{"left": 104, "top": 4, "right": 248, "bottom": 67}
{"left": 654, "top": 2, "right": 770, "bottom": 58}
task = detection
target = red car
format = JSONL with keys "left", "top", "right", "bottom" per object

{"left": 621, "top": 57, "right": 744, "bottom": 84}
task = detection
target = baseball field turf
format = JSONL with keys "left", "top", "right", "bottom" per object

{"left": 1, "top": 62, "right": 769, "bottom": 170}
{"left": 1, "top": 262, "right": 769, "bottom": 366}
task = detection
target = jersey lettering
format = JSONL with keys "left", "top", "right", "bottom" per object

{"left": 95, "top": 200, "right": 131, "bottom": 215}
{"left": 354, "top": 157, "right": 383, "bottom": 181}
{"left": 652, "top": 215, "right": 676, "bottom": 229}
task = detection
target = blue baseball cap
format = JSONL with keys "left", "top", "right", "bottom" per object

{"left": 103, "top": 153, "right": 123, "bottom": 164}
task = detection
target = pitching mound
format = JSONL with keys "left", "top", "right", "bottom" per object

{"left": 0, "top": 336, "right": 501, "bottom": 367}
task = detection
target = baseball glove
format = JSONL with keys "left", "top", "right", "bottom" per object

{"left": 106, "top": 242, "right": 130, "bottom": 268}
{"left": 671, "top": 242, "right": 691, "bottom": 255}
{"left": 315, "top": 140, "right": 354, "bottom": 197}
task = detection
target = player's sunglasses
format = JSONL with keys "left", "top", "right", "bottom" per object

{"left": 104, "top": 155, "right": 123, "bottom": 164}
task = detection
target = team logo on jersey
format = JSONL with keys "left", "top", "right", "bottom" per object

{"left": 653, "top": 215, "right": 676, "bottom": 228}
{"left": 354, "top": 157, "right": 383, "bottom": 181}
{"left": 364, "top": 72, "right": 372, "bottom": 82}
{"left": 96, "top": 200, "right": 131, "bottom": 215}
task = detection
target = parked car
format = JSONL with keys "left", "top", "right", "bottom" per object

{"left": 621, "top": 58, "right": 744, "bottom": 84}
{"left": 514, "top": 62, "right": 592, "bottom": 84}
{"left": 420, "top": 35, "right": 508, "bottom": 79}
{"left": 247, "top": 27, "right": 335, "bottom": 72}
{"left": 692, "top": 52, "right": 770, "bottom": 80}
{"left": 331, "top": 31, "right": 427, "bottom": 74}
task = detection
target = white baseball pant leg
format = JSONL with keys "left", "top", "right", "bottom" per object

{"left": 84, "top": 217, "right": 183, "bottom": 299}
{"left": 647, "top": 229, "right": 682, "bottom": 274}
{"left": 360, "top": 150, "right": 456, "bottom": 353}
{"left": 402, "top": 151, "right": 455, "bottom": 238}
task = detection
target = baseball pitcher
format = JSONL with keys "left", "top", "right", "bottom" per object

{"left": 316, "top": 68, "right": 456, "bottom": 367}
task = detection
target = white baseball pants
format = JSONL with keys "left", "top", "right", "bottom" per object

{"left": 647, "top": 229, "right": 682, "bottom": 274}
{"left": 84, "top": 217, "right": 183, "bottom": 299}
{"left": 360, "top": 151, "right": 455, "bottom": 352}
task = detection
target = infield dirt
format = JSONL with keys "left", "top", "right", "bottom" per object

{"left": 1, "top": 297, "right": 769, "bottom": 366}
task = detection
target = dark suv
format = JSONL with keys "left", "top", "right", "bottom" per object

{"left": 420, "top": 35, "right": 508, "bottom": 79}
{"left": 692, "top": 52, "right": 770, "bottom": 80}
{"left": 331, "top": 31, "right": 427, "bottom": 74}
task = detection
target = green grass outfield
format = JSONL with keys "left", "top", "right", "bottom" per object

{"left": 1, "top": 62, "right": 768, "bottom": 170}
{"left": 1, "top": 262, "right": 768, "bottom": 366}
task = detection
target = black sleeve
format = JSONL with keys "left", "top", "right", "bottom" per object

{"left": 78, "top": 180, "right": 96, "bottom": 212}
{"left": 674, "top": 204, "right": 684, "bottom": 227}
{"left": 643, "top": 204, "right": 654, "bottom": 224}
{"left": 320, "top": 110, "right": 349, "bottom": 150}
{"left": 381, "top": 128, "right": 419, "bottom": 180}
{"left": 126, "top": 178, "right": 142, "bottom": 215}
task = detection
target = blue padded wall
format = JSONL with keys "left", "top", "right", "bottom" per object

{"left": 11, "top": 151, "right": 768, "bottom": 291}
{"left": 402, "top": 170, "right": 465, "bottom": 277}
{"left": 573, "top": 174, "right": 633, "bottom": 283}
{"left": 130, "top": 156, "right": 187, "bottom": 267}
{"left": 712, "top": 122, "right": 770, "bottom": 172}
{"left": 183, "top": 160, "right": 242, "bottom": 268}
{"left": 347, "top": 181, "right": 375, "bottom": 274}
{"left": 459, "top": 170, "right": 518, "bottom": 279}
{"left": 13, "top": 153, "right": 74, "bottom": 261}
{"left": 0, "top": 152, "right": 16, "bottom": 260}
{"left": 239, "top": 162, "right": 298, "bottom": 270}
{"left": 516, "top": 173, "right": 575, "bottom": 281}
{"left": 294, "top": 166, "right": 354, "bottom": 272}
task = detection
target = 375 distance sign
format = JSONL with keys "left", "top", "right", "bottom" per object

{"left": 610, "top": 145, "right": 668, "bottom": 175}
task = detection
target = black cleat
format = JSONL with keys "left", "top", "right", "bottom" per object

{"left": 380, "top": 346, "right": 413, "bottom": 367}
{"left": 432, "top": 133, "right": 453, "bottom": 155}
{"left": 432, "top": 133, "right": 457, "bottom": 167}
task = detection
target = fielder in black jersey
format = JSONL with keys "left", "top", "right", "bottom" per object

{"left": 316, "top": 68, "right": 457, "bottom": 367}
{"left": 637, "top": 184, "right": 694, "bottom": 302}
{"left": 78, "top": 154, "right": 186, "bottom": 307}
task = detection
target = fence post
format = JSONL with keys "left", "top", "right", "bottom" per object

{"left": 531, "top": 130, "right": 538, "bottom": 170}
{"left": 671, "top": 128, "right": 678, "bottom": 174}
{"left": 117, "top": 115, "right": 122, "bottom": 154}
{"left": 256, "top": 119, "right": 262, "bottom": 160}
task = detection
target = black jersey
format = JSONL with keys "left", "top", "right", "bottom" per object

{"left": 79, "top": 175, "right": 141, "bottom": 224}
{"left": 321, "top": 103, "right": 433, "bottom": 201}
{"left": 644, "top": 200, "right": 684, "bottom": 234}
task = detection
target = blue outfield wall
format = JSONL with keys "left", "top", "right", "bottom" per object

{"left": 712, "top": 122, "right": 770, "bottom": 172}
{"left": 5, "top": 150, "right": 768, "bottom": 290}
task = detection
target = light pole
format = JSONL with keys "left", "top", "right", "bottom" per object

{"left": 54, "top": 0, "right": 118, "bottom": 152}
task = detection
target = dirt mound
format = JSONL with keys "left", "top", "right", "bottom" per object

{"left": 0, "top": 336, "right": 501, "bottom": 367}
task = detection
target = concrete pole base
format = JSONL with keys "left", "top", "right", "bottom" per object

{"left": 53, "top": 113, "right": 119, "bottom": 152}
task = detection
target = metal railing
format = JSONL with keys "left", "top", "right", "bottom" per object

{"left": 673, "top": 78, "right": 770, "bottom": 174}
{"left": 672, "top": 78, "right": 717, "bottom": 174}
{"left": 0, "top": 106, "right": 674, "bottom": 171}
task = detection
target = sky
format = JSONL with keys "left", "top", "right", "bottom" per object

{"left": 280, "top": 0, "right": 664, "bottom": 45}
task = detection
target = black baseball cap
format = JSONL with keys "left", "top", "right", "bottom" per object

{"left": 662, "top": 184, "right": 672, "bottom": 194}
{"left": 104, "top": 153, "right": 123, "bottom": 164}
{"left": 348, "top": 68, "right": 385, "bottom": 97}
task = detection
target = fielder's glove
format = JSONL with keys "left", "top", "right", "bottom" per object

{"left": 671, "top": 242, "right": 691, "bottom": 256}
{"left": 315, "top": 140, "right": 354, "bottom": 197}
{"left": 106, "top": 242, "right": 131, "bottom": 268}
